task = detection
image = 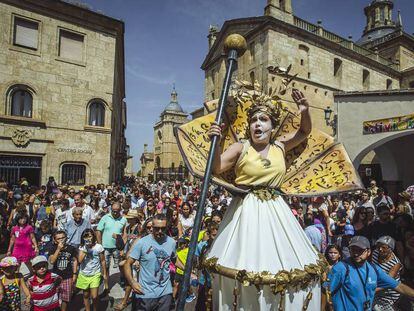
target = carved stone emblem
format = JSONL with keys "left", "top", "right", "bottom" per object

{"left": 11, "top": 128, "right": 32, "bottom": 147}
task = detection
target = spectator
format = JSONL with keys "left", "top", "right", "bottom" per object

{"left": 304, "top": 213, "right": 323, "bottom": 252}
{"left": 77, "top": 229, "right": 108, "bottom": 311}
{"left": 48, "top": 230, "right": 78, "bottom": 311}
{"left": 328, "top": 236, "right": 414, "bottom": 311}
{"left": 357, "top": 190, "right": 375, "bottom": 211}
{"left": 66, "top": 207, "right": 91, "bottom": 248}
{"left": 372, "top": 236, "right": 402, "bottom": 310}
{"left": 373, "top": 188, "right": 395, "bottom": 214}
{"left": 398, "top": 191, "right": 413, "bottom": 216}
{"left": 179, "top": 201, "right": 195, "bottom": 234}
{"left": 368, "top": 179, "right": 379, "bottom": 198}
{"left": 96, "top": 202, "right": 127, "bottom": 272}
{"left": 0, "top": 256, "right": 31, "bottom": 310}
{"left": 362, "top": 204, "right": 403, "bottom": 257}
{"left": 124, "top": 213, "right": 176, "bottom": 311}
{"left": 325, "top": 244, "right": 341, "bottom": 269}
{"left": 352, "top": 206, "right": 368, "bottom": 235}
{"left": 35, "top": 220, "right": 53, "bottom": 257}
{"left": 28, "top": 255, "right": 62, "bottom": 311}
{"left": 54, "top": 198, "right": 71, "bottom": 231}
{"left": 69, "top": 194, "right": 95, "bottom": 223}
{"left": 7, "top": 213, "right": 38, "bottom": 274}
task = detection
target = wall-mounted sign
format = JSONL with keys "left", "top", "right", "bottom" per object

{"left": 363, "top": 113, "right": 414, "bottom": 135}
{"left": 57, "top": 148, "right": 92, "bottom": 154}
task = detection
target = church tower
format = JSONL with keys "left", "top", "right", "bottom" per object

{"left": 264, "top": 0, "right": 293, "bottom": 23}
{"left": 153, "top": 86, "right": 189, "bottom": 181}
{"left": 358, "top": 0, "right": 397, "bottom": 45}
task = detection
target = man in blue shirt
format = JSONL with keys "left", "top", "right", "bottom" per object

{"left": 66, "top": 207, "right": 91, "bottom": 248}
{"left": 328, "top": 236, "right": 414, "bottom": 311}
{"left": 124, "top": 213, "right": 176, "bottom": 311}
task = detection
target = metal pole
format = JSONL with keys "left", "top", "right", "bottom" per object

{"left": 176, "top": 43, "right": 243, "bottom": 310}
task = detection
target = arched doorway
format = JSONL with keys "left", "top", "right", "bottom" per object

{"left": 354, "top": 132, "right": 414, "bottom": 197}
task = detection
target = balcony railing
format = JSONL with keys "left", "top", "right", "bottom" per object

{"left": 293, "top": 16, "right": 399, "bottom": 70}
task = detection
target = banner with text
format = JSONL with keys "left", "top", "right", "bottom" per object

{"left": 363, "top": 113, "right": 414, "bottom": 135}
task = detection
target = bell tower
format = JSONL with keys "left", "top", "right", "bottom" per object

{"left": 264, "top": 0, "right": 293, "bottom": 23}
{"left": 363, "top": 0, "right": 396, "bottom": 36}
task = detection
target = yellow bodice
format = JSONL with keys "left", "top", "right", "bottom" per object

{"left": 234, "top": 141, "right": 286, "bottom": 188}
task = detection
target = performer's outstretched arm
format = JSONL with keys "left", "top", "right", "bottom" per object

{"left": 208, "top": 123, "right": 243, "bottom": 175}
{"left": 280, "top": 89, "right": 312, "bottom": 152}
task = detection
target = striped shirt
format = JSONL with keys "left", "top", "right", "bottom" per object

{"left": 372, "top": 249, "right": 402, "bottom": 309}
{"left": 28, "top": 272, "right": 61, "bottom": 311}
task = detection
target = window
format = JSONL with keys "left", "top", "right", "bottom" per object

{"left": 300, "top": 59, "right": 304, "bottom": 66}
{"left": 61, "top": 164, "right": 86, "bottom": 185}
{"left": 11, "top": 89, "right": 32, "bottom": 117}
{"left": 249, "top": 41, "right": 255, "bottom": 63}
{"left": 363, "top": 69, "right": 370, "bottom": 90}
{"left": 334, "top": 58, "right": 343, "bottom": 78}
{"left": 59, "top": 29, "right": 84, "bottom": 62}
{"left": 386, "top": 79, "right": 393, "bottom": 90}
{"left": 409, "top": 81, "right": 414, "bottom": 89}
{"left": 88, "top": 101, "right": 105, "bottom": 126}
{"left": 250, "top": 71, "right": 255, "bottom": 86}
{"left": 13, "top": 16, "right": 39, "bottom": 50}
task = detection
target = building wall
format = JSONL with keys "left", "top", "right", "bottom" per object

{"left": 0, "top": 1, "right": 124, "bottom": 185}
{"left": 153, "top": 112, "right": 188, "bottom": 169}
{"left": 204, "top": 26, "right": 400, "bottom": 135}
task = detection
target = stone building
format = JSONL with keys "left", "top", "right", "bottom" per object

{"left": 199, "top": 0, "right": 413, "bottom": 192}
{"left": 0, "top": 0, "right": 127, "bottom": 186}
{"left": 335, "top": 89, "right": 414, "bottom": 196}
{"left": 139, "top": 144, "right": 154, "bottom": 180}
{"left": 202, "top": 0, "right": 413, "bottom": 136}
{"left": 152, "top": 87, "right": 189, "bottom": 181}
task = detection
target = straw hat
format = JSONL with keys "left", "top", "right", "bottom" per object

{"left": 125, "top": 209, "right": 139, "bottom": 219}
{"left": 398, "top": 191, "right": 411, "bottom": 201}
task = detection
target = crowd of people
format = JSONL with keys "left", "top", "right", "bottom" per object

{"left": 0, "top": 176, "right": 413, "bottom": 310}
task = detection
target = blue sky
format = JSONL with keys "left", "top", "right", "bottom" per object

{"left": 82, "top": 0, "right": 414, "bottom": 171}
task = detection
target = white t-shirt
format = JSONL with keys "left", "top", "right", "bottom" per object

{"left": 79, "top": 243, "right": 104, "bottom": 276}
{"left": 55, "top": 208, "right": 71, "bottom": 231}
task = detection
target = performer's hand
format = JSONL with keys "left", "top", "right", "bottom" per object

{"left": 208, "top": 122, "right": 223, "bottom": 140}
{"left": 292, "top": 89, "right": 309, "bottom": 113}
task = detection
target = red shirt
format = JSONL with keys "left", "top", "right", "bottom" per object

{"left": 28, "top": 271, "right": 61, "bottom": 311}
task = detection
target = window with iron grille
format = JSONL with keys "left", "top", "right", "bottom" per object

{"left": 61, "top": 164, "right": 86, "bottom": 185}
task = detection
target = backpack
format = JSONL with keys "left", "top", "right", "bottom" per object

{"left": 331, "top": 260, "right": 379, "bottom": 297}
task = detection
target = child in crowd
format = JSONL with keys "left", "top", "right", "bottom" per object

{"left": 48, "top": 230, "right": 78, "bottom": 311}
{"left": 7, "top": 213, "right": 38, "bottom": 274}
{"left": 77, "top": 229, "right": 108, "bottom": 311}
{"left": 35, "top": 220, "right": 54, "bottom": 257}
{"left": 27, "top": 255, "right": 62, "bottom": 311}
{"left": 0, "top": 256, "right": 31, "bottom": 311}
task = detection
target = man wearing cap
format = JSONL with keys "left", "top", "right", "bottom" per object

{"left": 372, "top": 236, "right": 402, "bottom": 310}
{"left": 328, "top": 235, "right": 414, "bottom": 311}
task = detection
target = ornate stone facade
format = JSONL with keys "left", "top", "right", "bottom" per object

{"left": 152, "top": 88, "right": 189, "bottom": 181}
{"left": 202, "top": 0, "right": 414, "bottom": 136}
{"left": 0, "top": 0, "right": 127, "bottom": 186}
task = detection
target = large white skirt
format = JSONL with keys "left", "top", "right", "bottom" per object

{"left": 206, "top": 193, "right": 321, "bottom": 310}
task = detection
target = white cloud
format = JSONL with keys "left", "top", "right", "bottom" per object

{"left": 126, "top": 65, "right": 176, "bottom": 85}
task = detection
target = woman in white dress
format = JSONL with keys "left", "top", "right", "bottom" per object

{"left": 205, "top": 89, "right": 326, "bottom": 310}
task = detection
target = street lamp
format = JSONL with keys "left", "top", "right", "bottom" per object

{"left": 324, "top": 106, "right": 337, "bottom": 137}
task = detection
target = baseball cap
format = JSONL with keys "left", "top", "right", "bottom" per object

{"left": 349, "top": 236, "right": 370, "bottom": 249}
{"left": 344, "top": 224, "right": 355, "bottom": 236}
{"left": 32, "top": 255, "right": 48, "bottom": 267}
{"left": 376, "top": 236, "right": 395, "bottom": 250}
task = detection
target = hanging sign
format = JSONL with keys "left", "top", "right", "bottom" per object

{"left": 363, "top": 113, "right": 414, "bottom": 134}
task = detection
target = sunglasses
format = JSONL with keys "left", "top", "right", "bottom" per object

{"left": 152, "top": 226, "right": 167, "bottom": 232}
